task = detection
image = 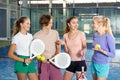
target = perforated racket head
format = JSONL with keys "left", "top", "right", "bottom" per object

{"left": 54, "top": 52, "right": 71, "bottom": 68}
{"left": 30, "top": 39, "right": 45, "bottom": 59}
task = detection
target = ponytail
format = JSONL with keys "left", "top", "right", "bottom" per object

{"left": 105, "top": 18, "right": 114, "bottom": 37}
{"left": 12, "top": 16, "right": 28, "bottom": 36}
{"left": 13, "top": 20, "right": 21, "bottom": 36}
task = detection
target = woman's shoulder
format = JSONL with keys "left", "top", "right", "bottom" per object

{"left": 51, "top": 29, "right": 60, "bottom": 36}
{"left": 27, "top": 33, "right": 33, "bottom": 39}
{"left": 34, "top": 30, "right": 41, "bottom": 36}
{"left": 27, "top": 32, "right": 32, "bottom": 36}
{"left": 106, "top": 33, "right": 115, "bottom": 40}
{"left": 12, "top": 32, "right": 22, "bottom": 41}
{"left": 106, "top": 33, "right": 112, "bottom": 37}
{"left": 63, "top": 33, "right": 68, "bottom": 37}
{"left": 93, "top": 31, "right": 98, "bottom": 36}
{"left": 51, "top": 29, "right": 58, "bottom": 33}
{"left": 78, "top": 30, "right": 85, "bottom": 36}
{"left": 78, "top": 30, "right": 84, "bottom": 33}
{"left": 13, "top": 32, "right": 21, "bottom": 38}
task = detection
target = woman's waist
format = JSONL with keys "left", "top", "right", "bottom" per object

{"left": 70, "top": 54, "right": 85, "bottom": 61}
{"left": 92, "top": 56, "right": 109, "bottom": 64}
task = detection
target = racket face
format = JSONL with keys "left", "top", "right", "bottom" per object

{"left": 30, "top": 39, "right": 45, "bottom": 59}
{"left": 78, "top": 74, "right": 87, "bottom": 80}
{"left": 55, "top": 53, "right": 71, "bottom": 68}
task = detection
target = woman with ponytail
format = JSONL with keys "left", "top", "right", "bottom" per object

{"left": 91, "top": 16, "right": 115, "bottom": 80}
{"left": 8, "top": 16, "right": 38, "bottom": 80}
{"left": 63, "top": 16, "right": 87, "bottom": 80}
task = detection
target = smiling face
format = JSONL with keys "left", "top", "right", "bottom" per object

{"left": 92, "top": 19, "right": 106, "bottom": 33}
{"left": 92, "top": 16, "right": 110, "bottom": 34}
{"left": 21, "top": 18, "right": 30, "bottom": 31}
{"left": 92, "top": 20, "right": 99, "bottom": 31}
{"left": 68, "top": 18, "right": 79, "bottom": 31}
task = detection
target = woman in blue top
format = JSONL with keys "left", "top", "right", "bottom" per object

{"left": 91, "top": 16, "right": 115, "bottom": 80}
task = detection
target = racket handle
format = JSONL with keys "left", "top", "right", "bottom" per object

{"left": 23, "top": 58, "right": 28, "bottom": 66}
{"left": 82, "top": 66, "right": 84, "bottom": 73}
{"left": 24, "top": 57, "right": 32, "bottom": 66}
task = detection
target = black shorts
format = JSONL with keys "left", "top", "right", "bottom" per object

{"left": 66, "top": 60, "right": 87, "bottom": 73}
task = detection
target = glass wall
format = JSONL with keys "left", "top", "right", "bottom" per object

{"left": 29, "top": 7, "right": 120, "bottom": 40}
{"left": 0, "top": 0, "right": 120, "bottom": 43}
{"left": 0, "top": 0, "right": 19, "bottom": 46}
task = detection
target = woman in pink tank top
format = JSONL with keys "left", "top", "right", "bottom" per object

{"left": 62, "top": 16, "right": 87, "bottom": 80}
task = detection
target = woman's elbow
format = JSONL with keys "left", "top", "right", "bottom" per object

{"left": 8, "top": 52, "right": 11, "bottom": 58}
{"left": 7, "top": 51, "right": 13, "bottom": 58}
{"left": 112, "top": 53, "right": 116, "bottom": 58}
{"left": 109, "top": 52, "right": 116, "bottom": 58}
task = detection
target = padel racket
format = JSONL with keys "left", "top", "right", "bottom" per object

{"left": 26, "top": 39, "right": 45, "bottom": 65}
{"left": 30, "top": 39, "right": 45, "bottom": 59}
{"left": 48, "top": 52, "right": 71, "bottom": 69}
{"left": 78, "top": 66, "right": 87, "bottom": 80}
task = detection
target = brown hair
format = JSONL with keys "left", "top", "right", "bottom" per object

{"left": 13, "top": 16, "right": 29, "bottom": 36}
{"left": 39, "top": 14, "right": 52, "bottom": 26}
{"left": 93, "top": 16, "right": 112, "bottom": 34}
{"left": 65, "top": 16, "right": 77, "bottom": 33}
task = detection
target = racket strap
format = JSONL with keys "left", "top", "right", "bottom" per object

{"left": 47, "top": 59, "right": 49, "bottom": 62}
{"left": 23, "top": 58, "right": 27, "bottom": 66}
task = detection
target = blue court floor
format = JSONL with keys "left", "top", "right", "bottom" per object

{"left": 0, "top": 46, "right": 120, "bottom": 80}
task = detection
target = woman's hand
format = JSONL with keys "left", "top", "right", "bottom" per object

{"left": 76, "top": 50, "right": 84, "bottom": 57}
{"left": 60, "top": 40, "right": 65, "bottom": 45}
{"left": 56, "top": 40, "right": 61, "bottom": 45}
{"left": 93, "top": 47, "right": 101, "bottom": 51}
{"left": 42, "top": 59, "right": 49, "bottom": 63}
{"left": 93, "top": 47, "right": 108, "bottom": 55}
{"left": 24, "top": 58, "right": 32, "bottom": 64}
{"left": 56, "top": 40, "right": 65, "bottom": 45}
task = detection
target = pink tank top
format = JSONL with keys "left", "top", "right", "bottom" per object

{"left": 63, "top": 31, "right": 86, "bottom": 61}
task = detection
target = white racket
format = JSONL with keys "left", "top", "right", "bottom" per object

{"left": 30, "top": 39, "right": 45, "bottom": 59}
{"left": 26, "top": 39, "right": 45, "bottom": 65}
{"left": 48, "top": 52, "right": 71, "bottom": 69}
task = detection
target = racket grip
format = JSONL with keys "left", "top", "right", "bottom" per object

{"left": 82, "top": 66, "right": 84, "bottom": 73}
{"left": 24, "top": 57, "right": 34, "bottom": 66}
{"left": 24, "top": 58, "right": 29, "bottom": 66}
{"left": 47, "top": 59, "right": 52, "bottom": 63}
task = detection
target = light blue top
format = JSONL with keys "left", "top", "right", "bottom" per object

{"left": 92, "top": 32, "right": 116, "bottom": 64}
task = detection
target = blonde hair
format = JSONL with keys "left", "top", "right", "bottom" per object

{"left": 93, "top": 16, "right": 112, "bottom": 35}
{"left": 13, "top": 16, "right": 29, "bottom": 36}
